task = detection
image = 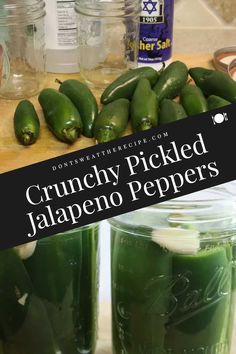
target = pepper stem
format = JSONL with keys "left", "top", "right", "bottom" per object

{"left": 22, "top": 133, "right": 33, "bottom": 146}
{"left": 62, "top": 128, "right": 79, "bottom": 144}
{"left": 96, "top": 127, "right": 116, "bottom": 143}
{"left": 55, "top": 78, "right": 63, "bottom": 85}
{"left": 139, "top": 118, "right": 153, "bottom": 131}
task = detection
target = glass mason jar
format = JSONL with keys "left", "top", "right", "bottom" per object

{"left": 0, "top": 0, "right": 46, "bottom": 99}
{"left": 109, "top": 190, "right": 236, "bottom": 354}
{"left": 75, "top": 0, "right": 141, "bottom": 88}
{"left": 0, "top": 224, "right": 99, "bottom": 354}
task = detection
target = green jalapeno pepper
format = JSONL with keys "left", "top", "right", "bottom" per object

{"left": 207, "top": 95, "right": 231, "bottom": 110}
{"left": 189, "top": 67, "right": 236, "bottom": 102}
{"left": 93, "top": 98, "right": 129, "bottom": 143}
{"left": 180, "top": 84, "right": 207, "bottom": 116}
{"left": 153, "top": 61, "right": 188, "bottom": 102}
{"left": 57, "top": 79, "right": 98, "bottom": 138}
{"left": 101, "top": 67, "right": 161, "bottom": 104}
{"left": 38, "top": 88, "right": 83, "bottom": 144}
{"left": 131, "top": 78, "right": 158, "bottom": 132}
{"left": 14, "top": 100, "right": 40, "bottom": 146}
{"left": 159, "top": 99, "right": 187, "bottom": 125}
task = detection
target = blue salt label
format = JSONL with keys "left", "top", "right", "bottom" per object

{"left": 138, "top": 0, "right": 174, "bottom": 64}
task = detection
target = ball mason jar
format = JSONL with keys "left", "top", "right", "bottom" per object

{"left": 0, "top": 0, "right": 46, "bottom": 99}
{"left": 0, "top": 224, "right": 99, "bottom": 354}
{"left": 109, "top": 190, "right": 236, "bottom": 354}
{"left": 75, "top": 0, "right": 141, "bottom": 88}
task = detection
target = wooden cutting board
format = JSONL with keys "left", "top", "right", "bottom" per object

{"left": 0, "top": 53, "right": 213, "bottom": 174}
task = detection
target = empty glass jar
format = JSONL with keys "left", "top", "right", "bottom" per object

{"left": 75, "top": 0, "right": 141, "bottom": 88}
{"left": 109, "top": 189, "right": 236, "bottom": 354}
{"left": 0, "top": 0, "right": 46, "bottom": 99}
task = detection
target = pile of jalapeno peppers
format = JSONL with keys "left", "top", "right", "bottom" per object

{"left": 13, "top": 61, "right": 235, "bottom": 146}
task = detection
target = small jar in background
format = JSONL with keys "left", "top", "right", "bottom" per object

{"left": 75, "top": 0, "right": 141, "bottom": 88}
{"left": 0, "top": 0, "right": 46, "bottom": 100}
{"left": 228, "top": 57, "right": 236, "bottom": 81}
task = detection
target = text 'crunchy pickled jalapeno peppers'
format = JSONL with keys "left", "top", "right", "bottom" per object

{"left": 180, "top": 84, "right": 208, "bottom": 116}
{"left": 57, "top": 79, "right": 98, "bottom": 138}
{"left": 153, "top": 61, "right": 189, "bottom": 102}
{"left": 93, "top": 98, "right": 130, "bottom": 143}
{"left": 101, "top": 66, "right": 162, "bottom": 104}
{"left": 38, "top": 88, "right": 83, "bottom": 144}
{"left": 14, "top": 100, "right": 40, "bottom": 146}
{"left": 189, "top": 67, "right": 236, "bottom": 103}
{"left": 207, "top": 95, "right": 231, "bottom": 110}
{"left": 131, "top": 78, "right": 159, "bottom": 132}
{"left": 159, "top": 99, "right": 187, "bottom": 126}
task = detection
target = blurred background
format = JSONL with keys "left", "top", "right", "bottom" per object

{"left": 174, "top": 0, "right": 236, "bottom": 53}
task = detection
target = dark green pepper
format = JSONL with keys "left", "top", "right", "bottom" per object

{"left": 24, "top": 232, "right": 83, "bottom": 353}
{"left": 153, "top": 61, "right": 188, "bottom": 102}
{"left": 0, "top": 248, "right": 56, "bottom": 354}
{"left": 159, "top": 99, "right": 187, "bottom": 125}
{"left": 14, "top": 100, "right": 40, "bottom": 146}
{"left": 131, "top": 78, "right": 158, "bottom": 132}
{"left": 38, "top": 88, "right": 83, "bottom": 144}
{"left": 57, "top": 79, "right": 98, "bottom": 138}
{"left": 207, "top": 95, "right": 231, "bottom": 110}
{"left": 165, "top": 246, "right": 232, "bottom": 352}
{"left": 189, "top": 67, "right": 236, "bottom": 102}
{"left": 180, "top": 84, "right": 207, "bottom": 116}
{"left": 93, "top": 98, "right": 129, "bottom": 143}
{"left": 101, "top": 67, "right": 161, "bottom": 104}
{"left": 111, "top": 227, "right": 172, "bottom": 354}
{"left": 76, "top": 226, "right": 99, "bottom": 354}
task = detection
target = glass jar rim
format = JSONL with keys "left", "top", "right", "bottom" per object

{"left": 75, "top": 0, "right": 141, "bottom": 17}
{"left": 109, "top": 188, "right": 236, "bottom": 240}
{"left": 0, "top": 0, "right": 46, "bottom": 25}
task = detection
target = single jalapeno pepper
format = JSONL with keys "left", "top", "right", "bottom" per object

{"left": 38, "top": 88, "right": 83, "bottom": 144}
{"left": 189, "top": 67, "right": 236, "bottom": 102}
{"left": 131, "top": 78, "right": 158, "bottom": 132}
{"left": 165, "top": 245, "right": 232, "bottom": 352}
{"left": 93, "top": 98, "right": 129, "bottom": 143}
{"left": 57, "top": 79, "right": 98, "bottom": 138}
{"left": 159, "top": 99, "right": 187, "bottom": 126}
{"left": 14, "top": 100, "right": 40, "bottom": 146}
{"left": 180, "top": 84, "right": 207, "bottom": 116}
{"left": 207, "top": 95, "right": 231, "bottom": 110}
{"left": 101, "top": 66, "right": 162, "bottom": 104}
{"left": 153, "top": 61, "right": 188, "bottom": 102}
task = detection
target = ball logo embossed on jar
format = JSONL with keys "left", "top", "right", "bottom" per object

{"left": 143, "top": 265, "right": 231, "bottom": 324}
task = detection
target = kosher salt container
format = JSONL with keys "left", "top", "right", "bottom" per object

{"left": 109, "top": 189, "right": 236, "bottom": 354}
{"left": 0, "top": 224, "right": 99, "bottom": 354}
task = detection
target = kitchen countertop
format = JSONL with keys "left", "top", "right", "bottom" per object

{"left": 0, "top": 53, "right": 214, "bottom": 174}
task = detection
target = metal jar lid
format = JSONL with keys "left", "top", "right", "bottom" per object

{"left": 213, "top": 46, "right": 236, "bottom": 72}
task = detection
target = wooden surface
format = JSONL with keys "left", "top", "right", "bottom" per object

{"left": 0, "top": 53, "right": 213, "bottom": 174}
